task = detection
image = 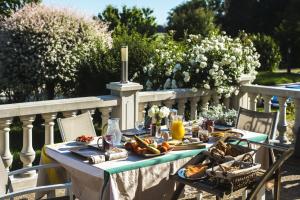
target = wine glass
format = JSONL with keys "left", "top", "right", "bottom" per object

{"left": 135, "top": 121, "right": 145, "bottom": 134}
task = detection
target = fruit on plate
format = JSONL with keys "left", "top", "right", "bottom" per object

{"left": 124, "top": 136, "right": 172, "bottom": 155}
{"left": 185, "top": 164, "right": 207, "bottom": 178}
{"left": 76, "top": 135, "right": 94, "bottom": 143}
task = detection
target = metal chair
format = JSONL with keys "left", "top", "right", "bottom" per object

{"left": 0, "top": 156, "right": 72, "bottom": 200}
{"left": 57, "top": 111, "right": 96, "bottom": 142}
{"left": 236, "top": 107, "right": 279, "bottom": 141}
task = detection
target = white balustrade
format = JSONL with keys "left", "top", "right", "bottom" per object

{"left": 177, "top": 98, "right": 187, "bottom": 116}
{"left": 20, "top": 116, "right": 36, "bottom": 175}
{"left": 277, "top": 97, "right": 288, "bottom": 143}
{"left": 138, "top": 103, "right": 147, "bottom": 122}
{"left": 248, "top": 93, "right": 258, "bottom": 111}
{"left": 190, "top": 97, "right": 200, "bottom": 120}
{"left": 262, "top": 95, "right": 272, "bottom": 113}
{"left": 43, "top": 113, "right": 57, "bottom": 145}
{"left": 100, "top": 107, "right": 112, "bottom": 131}
{"left": 0, "top": 119, "right": 12, "bottom": 170}
{"left": 201, "top": 95, "right": 210, "bottom": 112}
{"left": 163, "top": 99, "right": 175, "bottom": 109}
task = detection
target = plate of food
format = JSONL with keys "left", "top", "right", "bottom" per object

{"left": 75, "top": 135, "right": 94, "bottom": 145}
{"left": 177, "top": 164, "right": 208, "bottom": 180}
{"left": 124, "top": 135, "right": 173, "bottom": 157}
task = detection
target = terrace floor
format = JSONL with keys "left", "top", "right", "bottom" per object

{"left": 12, "top": 156, "right": 300, "bottom": 200}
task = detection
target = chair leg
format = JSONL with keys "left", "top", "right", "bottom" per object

{"left": 171, "top": 183, "right": 185, "bottom": 200}
{"left": 274, "top": 168, "right": 281, "bottom": 200}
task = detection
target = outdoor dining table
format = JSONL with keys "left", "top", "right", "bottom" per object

{"left": 45, "top": 130, "right": 268, "bottom": 200}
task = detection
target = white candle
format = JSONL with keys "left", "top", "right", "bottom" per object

{"left": 121, "top": 46, "right": 128, "bottom": 62}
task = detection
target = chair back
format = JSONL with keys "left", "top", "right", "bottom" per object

{"left": 57, "top": 111, "right": 96, "bottom": 142}
{"left": 236, "top": 107, "right": 278, "bottom": 140}
{"left": 0, "top": 157, "right": 8, "bottom": 195}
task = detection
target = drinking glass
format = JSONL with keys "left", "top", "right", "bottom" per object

{"left": 171, "top": 115, "right": 185, "bottom": 140}
{"left": 135, "top": 121, "right": 145, "bottom": 134}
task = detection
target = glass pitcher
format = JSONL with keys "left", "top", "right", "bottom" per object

{"left": 171, "top": 115, "right": 185, "bottom": 140}
{"left": 106, "top": 118, "right": 122, "bottom": 146}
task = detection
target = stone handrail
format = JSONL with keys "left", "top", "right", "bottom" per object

{"left": 241, "top": 84, "right": 300, "bottom": 144}
{"left": 0, "top": 95, "right": 119, "bottom": 172}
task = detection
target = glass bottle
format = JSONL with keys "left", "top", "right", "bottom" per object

{"left": 106, "top": 118, "right": 122, "bottom": 146}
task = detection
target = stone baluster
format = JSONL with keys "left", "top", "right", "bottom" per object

{"left": 223, "top": 96, "right": 231, "bottom": 109}
{"left": 190, "top": 97, "right": 200, "bottom": 120}
{"left": 248, "top": 93, "right": 258, "bottom": 111}
{"left": 294, "top": 98, "right": 300, "bottom": 155}
{"left": 201, "top": 95, "right": 210, "bottom": 112}
{"left": 42, "top": 113, "right": 57, "bottom": 145}
{"left": 163, "top": 100, "right": 175, "bottom": 109}
{"left": 212, "top": 92, "right": 220, "bottom": 106}
{"left": 262, "top": 95, "right": 272, "bottom": 113}
{"left": 100, "top": 107, "right": 112, "bottom": 133}
{"left": 0, "top": 119, "right": 13, "bottom": 170}
{"left": 277, "top": 97, "right": 288, "bottom": 143}
{"left": 20, "top": 116, "right": 36, "bottom": 175}
{"left": 138, "top": 103, "right": 147, "bottom": 122}
{"left": 177, "top": 98, "right": 187, "bottom": 116}
{"left": 63, "top": 111, "right": 77, "bottom": 118}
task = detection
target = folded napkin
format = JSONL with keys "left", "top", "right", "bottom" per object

{"left": 88, "top": 148, "right": 128, "bottom": 164}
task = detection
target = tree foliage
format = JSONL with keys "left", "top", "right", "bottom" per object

{"left": 98, "top": 5, "right": 157, "bottom": 36}
{"left": 248, "top": 33, "right": 282, "bottom": 72}
{"left": 0, "top": 0, "right": 40, "bottom": 17}
{"left": 0, "top": 4, "right": 112, "bottom": 102}
{"left": 167, "top": 0, "right": 221, "bottom": 40}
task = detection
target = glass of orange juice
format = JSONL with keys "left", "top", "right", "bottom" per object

{"left": 171, "top": 115, "right": 185, "bottom": 140}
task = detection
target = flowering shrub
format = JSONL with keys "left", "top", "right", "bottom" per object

{"left": 140, "top": 32, "right": 260, "bottom": 97}
{"left": 181, "top": 33, "right": 260, "bottom": 96}
{"left": 0, "top": 4, "right": 112, "bottom": 101}
{"left": 141, "top": 34, "right": 186, "bottom": 90}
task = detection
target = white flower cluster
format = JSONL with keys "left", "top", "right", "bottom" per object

{"left": 148, "top": 105, "right": 170, "bottom": 122}
{"left": 142, "top": 41, "right": 184, "bottom": 90}
{"left": 184, "top": 33, "right": 260, "bottom": 96}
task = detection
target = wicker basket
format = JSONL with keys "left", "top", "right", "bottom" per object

{"left": 208, "top": 139, "right": 255, "bottom": 163}
{"left": 206, "top": 154, "right": 261, "bottom": 191}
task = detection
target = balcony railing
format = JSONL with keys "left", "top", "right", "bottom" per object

{"left": 0, "top": 80, "right": 299, "bottom": 185}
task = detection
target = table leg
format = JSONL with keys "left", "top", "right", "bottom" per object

{"left": 171, "top": 183, "right": 185, "bottom": 200}
{"left": 274, "top": 167, "right": 281, "bottom": 200}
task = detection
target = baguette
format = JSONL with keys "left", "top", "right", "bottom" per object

{"left": 134, "top": 135, "right": 161, "bottom": 154}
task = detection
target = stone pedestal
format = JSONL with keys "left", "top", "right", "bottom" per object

{"left": 107, "top": 82, "right": 143, "bottom": 130}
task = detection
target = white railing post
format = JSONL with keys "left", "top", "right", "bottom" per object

{"left": 20, "top": 116, "right": 36, "bottom": 176}
{"left": 163, "top": 100, "right": 175, "bottom": 109}
{"left": 223, "top": 96, "right": 230, "bottom": 109}
{"left": 277, "top": 97, "right": 289, "bottom": 143}
{"left": 212, "top": 92, "right": 220, "bottom": 106}
{"left": 42, "top": 113, "right": 57, "bottom": 145}
{"left": 293, "top": 99, "right": 300, "bottom": 147}
{"left": 177, "top": 98, "right": 187, "bottom": 116}
{"left": 107, "top": 82, "right": 143, "bottom": 130}
{"left": 248, "top": 93, "right": 258, "bottom": 111}
{"left": 100, "top": 107, "right": 112, "bottom": 132}
{"left": 0, "top": 119, "right": 13, "bottom": 170}
{"left": 262, "top": 95, "right": 272, "bottom": 113}
{"left": 138, "top": 103, "right": 147, "bottom": 122}
{"left": 190, "top": 97, "right": 200, "bottom": 120}
{"left": 201, "top": 95, "right": 210, "bottom": 111}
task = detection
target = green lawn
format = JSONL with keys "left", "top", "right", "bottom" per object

{"left": 254, "top": 69, "right": 300, "bottom": 85}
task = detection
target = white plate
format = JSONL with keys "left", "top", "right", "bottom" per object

{"left": 177, "top": 167, "right": 207, "bottom": 180}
